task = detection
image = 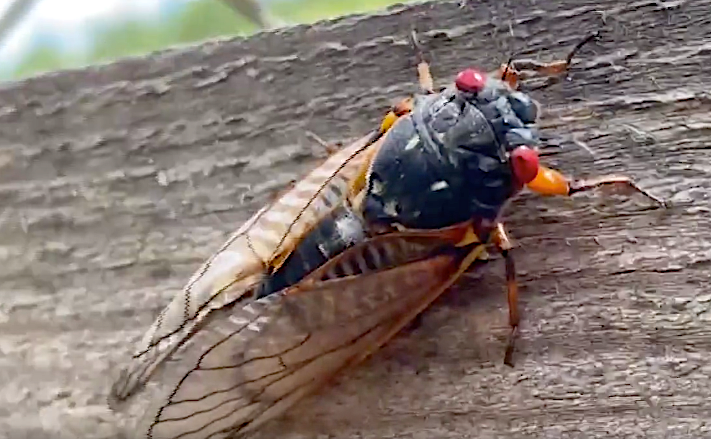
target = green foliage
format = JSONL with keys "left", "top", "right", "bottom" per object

{"left": 271, "top": 0, "right": 409, "bottom": 23}
{"left": 3, "top": 0, "right": 411, "bottom": 82}
{"left": 165, "top": 1, "right": 259, "bottom": 44}
{"left": 10, "top": 44, "right": 79, "bottom": 79}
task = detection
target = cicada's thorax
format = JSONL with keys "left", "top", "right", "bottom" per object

{"left": 361, "top": 77, "right": 540, "bottom": 232}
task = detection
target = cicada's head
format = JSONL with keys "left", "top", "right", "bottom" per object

{"left": 361, "top": 67, "right": 572, "bottom": 232}
{"left": 452, "top": 68, "right": 545, "bottom": 194}
{"left": 453, "top": 68, "right": 572, "bottom": 199}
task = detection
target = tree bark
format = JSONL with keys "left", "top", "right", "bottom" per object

{"left": 0, "top": 0, "right": 709, "bottom": 437}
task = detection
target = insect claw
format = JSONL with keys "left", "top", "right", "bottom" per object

{"left": 504, "top": 325, "right": 519, "bottom": 367}
{"left": 498, "top": 241, "right": 521, "bottom": 367}
{"left": 565, "top": 30, "right": 601, "bottom": 65}
{"left": 625, "top": 182, "right": 668, "bottom": 208}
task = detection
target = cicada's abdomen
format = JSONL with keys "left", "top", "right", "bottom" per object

{"left": 255, "top": 204, "right": 368, "bottom": 298}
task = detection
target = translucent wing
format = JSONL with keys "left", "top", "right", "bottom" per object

{"left": 109, "top": 134, "right": 380, "bottom": 407}
{"left": 119, "top": 232, "right": 485, "bottom": 439}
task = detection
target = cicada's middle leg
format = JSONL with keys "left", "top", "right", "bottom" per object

{"left": 497, "top": 31, "right": 600, "bottom": 90}
{"left": 489, "top": 223, "right": 521, "bottom": 367}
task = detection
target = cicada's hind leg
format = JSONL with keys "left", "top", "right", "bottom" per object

{"left": 491, "top": 223, "right": 520, "bottom": 367}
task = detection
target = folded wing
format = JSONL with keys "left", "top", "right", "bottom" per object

{"left": 109, "top": 135, "right": 377, "bottom": 408}
{"left": 122, "top": 234, "right": 483, "bottom": 439}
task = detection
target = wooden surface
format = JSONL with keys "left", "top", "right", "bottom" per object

{"left": 1, "top": 0, "right": 709, "bottom": 437}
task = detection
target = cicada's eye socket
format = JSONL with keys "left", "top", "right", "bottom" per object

{"left": 510, "top": 146, "right": 540, "bottom": 184}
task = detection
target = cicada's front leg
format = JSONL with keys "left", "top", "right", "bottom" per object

{"left": 408, "top": 29, "right": 437, "bottom": 95}
{"left": 490, "top": 223, "right": 521, "bottom": 367}
{"left": 526, "top": 165, "right": 668, "bottom": 207}
{"left": 496, "top": 31, "right": 600, "bottom": 90}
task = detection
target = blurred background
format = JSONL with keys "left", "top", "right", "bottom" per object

{"left": 0, "top": 0, "right": 409, "bottom": 83}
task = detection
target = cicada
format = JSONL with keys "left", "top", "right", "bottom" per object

{"left": 107, "top": 30, "right": 665, "bottom": 439}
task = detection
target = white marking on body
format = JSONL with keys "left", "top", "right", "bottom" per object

{"left": 384, "top": 201, "right": 399, "bottom": 217}
{"left": 370, "top": 179, "right": 384, "bottom": 195}
{"left": 430, "top": 180, "right": 449, "bottom": 191}
{"left": 404, "top": 135, "right": 420, "bottom": 150}
{"left": 334, "top": 213, "right": 365, "bottom": 245}
{"left": 317, "top": 242, "right": 329, "bottom": 255}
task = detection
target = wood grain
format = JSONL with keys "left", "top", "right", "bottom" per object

{"left": 0, "top": 0, "right": 709, "bottom": 437}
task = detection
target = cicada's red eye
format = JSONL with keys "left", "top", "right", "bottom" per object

{"left": 510, "top": 146, "right": 540, "bottom": 184}
{"left": 455, "top": 68, "right": 486, "bottom": 93}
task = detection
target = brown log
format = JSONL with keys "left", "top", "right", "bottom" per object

{"left": 0, "top": 0, "right": 708, "bottom": 437}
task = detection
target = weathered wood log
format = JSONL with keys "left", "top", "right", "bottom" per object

{"left": 0, "top": 0, "right": 709, "bottom": 437}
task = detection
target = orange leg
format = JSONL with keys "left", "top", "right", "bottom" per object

{"left": 568, "top": 175, "right": 668, "bottom": 206}
{"left": 378, "top": 29, "right": 437, "bottom": 133}
{"left": 527, "top": 166, "right": 668, "bottom": 207}
{"left": 304, "top": 30, "right": 435, "bottom": 156}
{"left": 496, "top": 31, "right": 600, "bottom": 90}
{"left": 409, "top": 29, "right": 436, "bottom": 94}
{"left": 491, "top": 223, "right": 520, "bottom": 367}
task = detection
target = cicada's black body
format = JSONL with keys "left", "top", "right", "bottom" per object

{"left": 362, "top": 77, "right": 540, "bottom": 231}
{"left": 256, "top": 76, "right": 542, "bottom": 297}
{"left": 255, "top": 205, "right": 369, "bottom": 298}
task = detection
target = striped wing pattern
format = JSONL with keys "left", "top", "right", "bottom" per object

{"left": 109, "top": 135, "right": 376, "bottom": 408}
{"left": 125, "top": 233, "right": 483, "bottom": 439}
